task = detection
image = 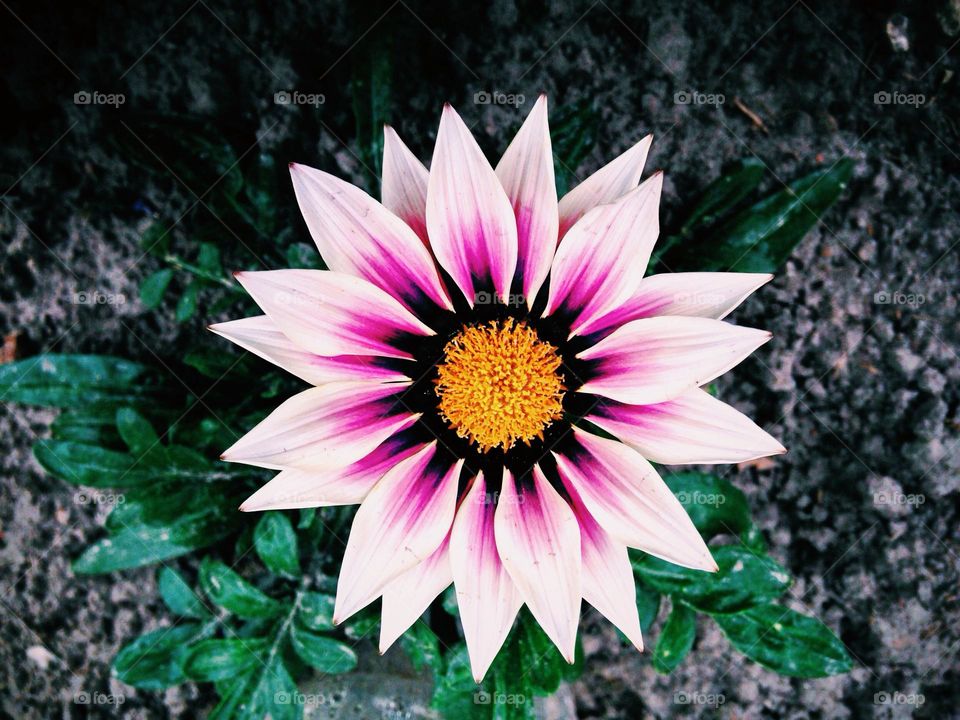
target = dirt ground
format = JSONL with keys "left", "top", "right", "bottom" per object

{"left": 1, "top": 0, "right": 958, "bottom": 717}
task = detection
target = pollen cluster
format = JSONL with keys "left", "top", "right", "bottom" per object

{"left": 435, "top": 319, "right": 566, "bottom": 452}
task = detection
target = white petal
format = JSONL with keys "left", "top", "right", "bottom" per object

{"left": 426, "top": 104, "right": 518, "bottom": 305}
{"left": 209, "top": 315, "right": 408, "bottom": 385}
{"left": 382, "top": 125, "right": 430, "bottom": 245}
{"left": 333, "top": 444, "right": 462, "bottom": 623}
{"left": 546, "top": 173, "right": 662, "bottom": 337}
{"left": 495, "top": 95, "right": 558, "bottom": 308}
{"left": 555, "top": 428, "right": 716, "bottom": 572}
{"left": 494, "top": 467, "right": 581, "bottom": 662}
{"left": 557, "top": 134, "right": 652, "bottom": 238}
{"left": 577, "top": 316, "right": 772, "bottom": 405}
{"left": 587, "top": 388, "right": 786, "bottom": 465}
{"left": 449, "top": 471, "right": 523, "bottom": 682}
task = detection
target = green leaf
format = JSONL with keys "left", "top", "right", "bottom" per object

{"left": 284, "top": 242, "right": 324, "bottom": 270}
{"left": 516, "top": 611, "right": 564, "bottom": 695}
{"left": 633, "top": 545, "right": 791, "bottom": 614}
{"left": 74, "top": 484, "right": 242, "bottom": 573}
{"left": 34, "top": 440, "right": 155, "bottom": 488}
{"left": 290, "top": 624, "right": 357, "bottom": 673}
{"left": 297, "top": 591, "right": 335, "bottom": 632}
{"left": 183, "top": 346, "right": 247, "bottom": 379}
{"left": 401, "top": 621, "right": 443, "bottom": 680}
{"left": 653, "top": 603, "right": 696, "bottom": 674}
{"left": 297, "top": 508, "right": 316, "bottom": 529}
{"left": 635, "top": 578, "right": 661, "bottom": 634}
{"left": 671, "top": 159, "right": 853, "bottom": 272}
{"left": 0, "top": 354, "right": 154, "bottom": 408}
{"left": 50, "top": 409, "right": 120, "bottom": 444}
{"left": 664, "top": 471, "right": 765, "bottom": 550}
{"left": 551, "top": 99, "right": 600, "bottom": 196}
{"left": 197, "top": 242, "right": 221, "bottom": 273}
{"left": 679, "top": 158, "right": 766, "bottom": 236}
{"left": 158, "top": 567, "right": 211, "bottom": 618}
{"left": 175, "top": 283, "right": 199, "bottom": 322}
{"left": 140, "top": 268, "right": 174, "bottom": 309}
{"left": 113, "top": 622, "right": 214, "bottom": 689}
{"left": 199, "top": 558, "right": 287, "bottom": 619}
{"left": 714, "top": 604, "right": 853, "bottom": 677}
{"left": 209, "top": 652, "right": 300, "bottom": 720}
{"left": 181, "top": 637, "right": 270, "bottom": 682}
{"left": 115, "top": 407, "right": 163, "bottom": 457}
{"left": 253, "top": 512, "right": 300, "bottom": 577}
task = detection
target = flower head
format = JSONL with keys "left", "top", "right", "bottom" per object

{"left": 212, "top": 96, "right": 785, "bottom": 681}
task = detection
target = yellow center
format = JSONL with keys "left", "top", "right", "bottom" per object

{"left": 435, "top": 319, "right": 566, "bottom": 452}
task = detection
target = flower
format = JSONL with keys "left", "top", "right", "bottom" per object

{"left": 211, "top": 96, "right": 785, "bottom": 681}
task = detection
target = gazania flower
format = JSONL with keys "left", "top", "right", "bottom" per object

{"left": 211, "top": 96, "right": 785, "bottom": 681}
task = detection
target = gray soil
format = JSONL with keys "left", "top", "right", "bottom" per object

{"left": 1, "top": 0, "right": 958, "bottom": 717}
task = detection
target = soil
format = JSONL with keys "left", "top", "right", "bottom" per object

{"left": 1, "top": 0, "right": 958, "bottom": 718}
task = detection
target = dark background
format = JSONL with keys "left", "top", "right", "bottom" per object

{"left": 1, "top": 0, "right": 958, "bottom": 717}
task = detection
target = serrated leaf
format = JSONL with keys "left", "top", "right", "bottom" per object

{"left": 199, "top": 558, "right": 287, "bottom": 619}
{"left": 175, "top": 283, "right": 199, "bottom": 322}
{"left": 113, "top": 622, "right": 214, "bottom": 689}
{"left": 664, "top": 471, "right": 765, "bottom": 551}
{"left": 0, "top": 354, "right": 155, "bottom": 408}
{"left": 633, "top": 545, "right": 791, "bottom": 615}
{"left": 140, "top": 268, "right": 174, "bottom": 309}
{"left": 158, "top": 567, "right": 211, "bottom": 618}
{"left": 181, "top": 637, "right": 271, "bottom": 682}
{"left": 653, "top": 603, "right": 696, "bottom": 674}
{"left": 296, "top": 591, "right": 335, "bottom": 632}
{"left": 714, "top": 604, "right": 853, "bottom": 677}
{"left": 253, "top": 512, "right": 300, "bottom": 577}
{"left": 290, "top": 624, "right": 357, "bottom": 673}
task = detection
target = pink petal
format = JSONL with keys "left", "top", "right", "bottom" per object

{"left": 577, "top": 316, "right": 772, "bottom": 405}
{"left": 289, "top": 163, "right": 451, "bottom": 312}
{"left": 557, "top": 134, "right": 652, "bottom": 238}
{"left": 545, "top": 173, "right": 662, "bottom": 337}
{"left": 209, "top": 315, "right": 408, "bottom": 385}
{"left": 221, "top": 382, "right": 417, "bottom": 470}
{"left": 333, "top": 444, "right": 462, "bottom": 623}
{"left": 555, "top": 428, "right": 716, "bottom": 571}
{"left": 382, "top": 125, "right": 430, "bottom": 246}
{"left": 379, "top": 533, "right": 452, "bottom": 653}
{"left": 578, "top": 272, "right": 774, "bottom": 338}
{"left": 587, "top": 388, "right": 786, "bottom": 465}
{"left": 565, "top": 481, "right": 644, "bottom": 651}
{"left": 495, "top": 95, "right": 558, "bottom": 308}
{"left": 239, "top": 435, "right": 427, "bottom": 511}
{"left": 449, "top": 471, "right": 523, "bottom": 682}
{"left": 426, "top": 104, "right": 518, "bottom": 306}
{"left": 235, "top": 270, "right": 434, "bottom": 360}
{"left": 494, "top": 467, "right": 581, "bottom": 662}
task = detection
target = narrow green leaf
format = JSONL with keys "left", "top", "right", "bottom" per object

{"left": 175, "top": 283, "right": 199, "bottom": 322}
{"left": 197, "top": 242, "right": 221, "bottom": 273}
{"left": 180, "top": 637, "right": 270, "bottom": 682}
{"left": 113, "top": 622, "right": 214, "bottom": 689}
{"left": 714, "top": 604, "right": 853, "bottom": 677}
{"left": 290, "top": 624, "right": 358, "bottom": 673}
{"left": 401, "top": 621, "right": 442, "bottom": 680}
{"left": 679, "top": 158, "right": 766, "bottom": 236}
{"left": 253, "top": 512, "right": 300, "bottom": 577}
{"left": 633, "top": 545, "right": 791, "bottom": 614}
{"left": 140, "top": 268, "right": 174, "bottom": 309}
{"left": 516, "top": 611, "right": 563, "bottom": 695}
{"left": 50, "top": 409, "right": 120, "bottom": 445}
{"left": 635, "top": 578, "right": 662, "bottom": 634}
{"left": 653, "top": 603, "right": 697, "bottom": 674}
{"left": 664, "top": 471, "right": 765, "bottom": 550}
{"left": 209, "top": 652, "right": 300, "bottom": 720}
{"left": 158, "top": 567, "right": 211, "bottom": 618}
{"left": 199, "top": 558, "right": 287, "bottom": 619}
{"left": 115, "top": 407, "right": 163, "bottom": 457}
{"left": 297, "top": 508, "right": 316, "bottom": 530}
{"left": 297, "top": 591, "right": 335, "bottom": 632}
{"left": 0, "top": 354, "right": 154, "bottom": 408}
{"left": 34, "top": 440, "right": 154, "bottom": 488}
